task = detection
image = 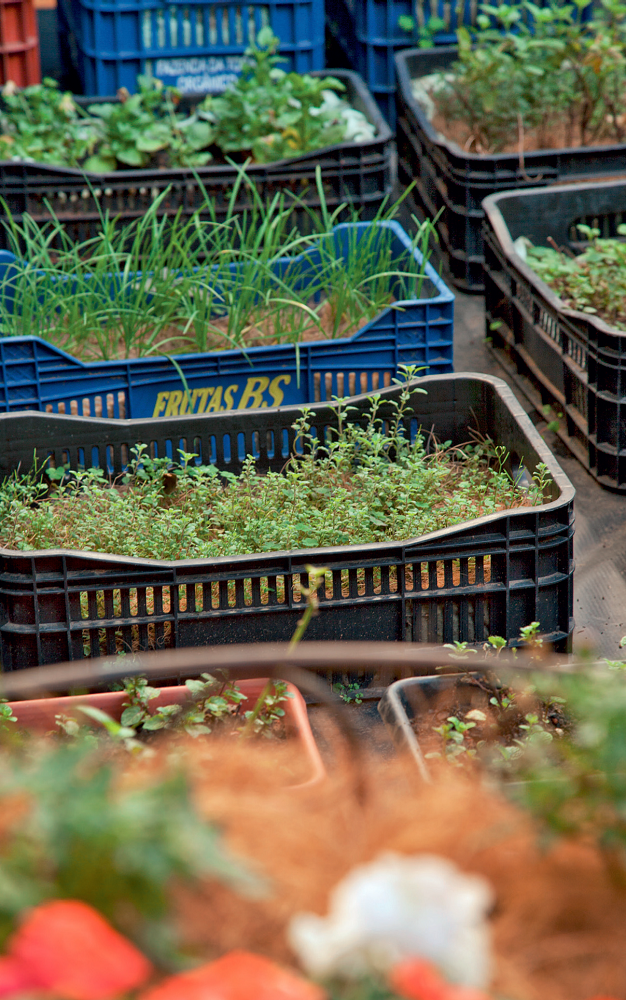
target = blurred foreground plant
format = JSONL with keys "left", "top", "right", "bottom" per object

{"left": 509, "top": 665, "right": 626, "bottom": 877}
{"left": 0, "top": 737, "right": 258, "bottom": 955}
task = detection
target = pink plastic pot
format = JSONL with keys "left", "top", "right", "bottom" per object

{"left": 8, "top": 677, "right": 326, "bottom": 790}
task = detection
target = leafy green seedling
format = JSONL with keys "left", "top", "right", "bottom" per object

{"left": 485, "top": 634, "right": 507, "bottom": 656}
{"left": 428, "top": 0, "right": 626, "bottom": 155}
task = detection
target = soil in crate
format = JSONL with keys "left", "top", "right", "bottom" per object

{"left": 408, "top": 673, "right": 568, "bottom": 761}
{"left": 438, "top": 108, "right": 626, "bottom": 154}
{"left": 420, "top": 82, "right": 626, "bottom": 155}
{"left": 50, "top": 296, "right": 397, "bottom": 365}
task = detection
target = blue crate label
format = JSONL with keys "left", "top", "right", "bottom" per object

{"left": 151, "top": 374, "right": 292, "bottom": 416}
{"left": 152, "top": 56, "right": 244, "bottom": 94}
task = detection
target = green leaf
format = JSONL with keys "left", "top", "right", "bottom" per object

{"left": 77, "top": 704, "right": 136, "bottom": 739}
{"left": 86, "top": 102, "right": 116, "bottom": 118}
{"left": 136, "top": 124, "right": 172, "bottom": 152}
{"left": 115, "top": 146, "right": 146, "bottom": 166}
{"left": 256, "top": 25, "right": 277, "bottom": 48}
{"left": 120, "top": 706, "right": 146, "bottom": 727}
{"left": 83, "top": 153, "right": 117, "bottom": 172}
{"left": 141, "top": 715, "right": 169, "bottom": 731}
{"left": 182, "top": 120, "right": 214, "bottom": 150}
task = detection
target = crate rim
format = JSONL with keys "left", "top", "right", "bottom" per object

{"left": 0, "top": 68, "right": 391, "bottom": 177}
{"left": 396, "top": 45, "right": 626, "bottom": 167}
{"left": 483, "top": 178, "right": 626, "bottom": 342}
{"left": 0, "top": 372, "right": 576, "bottom": 569}
{"left": 0, "top": 641, "right": 567, "bottom": 697}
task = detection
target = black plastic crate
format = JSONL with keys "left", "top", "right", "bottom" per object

{"left": 0, "top": 69, "right": 392, "bottom": 249}
{"left": 483, "top": 179, "right": 626, "bottom": 493}
{"left": 0, "top": 373, "right": 575, "bottom": 669}
{"left": 395, "top": 46, "right": 626, "bottom": 293}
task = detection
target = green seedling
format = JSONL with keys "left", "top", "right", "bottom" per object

{"left": 431, "top": 0, "right": 626, "bottom": 154}
{"left": 0, "top": 388, "right": 551, "bottom": 563}
{"left": 0, "top": 32, "right": 373, "bottom": 171}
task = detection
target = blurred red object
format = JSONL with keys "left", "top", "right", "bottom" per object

{"left": 0, "top": 0, "right": 40, "bottom": 86}
{"left": 141, "top": 950, "right": 326, "bottom": 1000}
{"left": 0, "top": 899, "right": 152, "bottom": 999}
{"left": 389, "top": 958, "right": 492, "bottom": 1000}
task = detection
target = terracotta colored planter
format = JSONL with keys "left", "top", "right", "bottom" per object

{"left": 8, "top": 677, "right": 326, "bottom": 790}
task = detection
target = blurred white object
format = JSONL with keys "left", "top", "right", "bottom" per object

{"left": 288, "top": 852, "right": 493, "bottom": 988}
{"left": 513, "top": 236, "right": 534, "bottom": 261}
{"left": 309, "top": 89, "right": 377, "bottom": 143}
{"left": 410, "top": 72, "right": 453, "bottom": 122}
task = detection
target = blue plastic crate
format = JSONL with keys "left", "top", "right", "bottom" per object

{"left": 59, "top": 0, "right": 325, "bottom": 95}
{"left": 0, "top": 220, "right": 454, "bottom": 419}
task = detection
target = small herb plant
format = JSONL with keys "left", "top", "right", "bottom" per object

{"left": 0, "top": 182, "right": 435, "bottom": 362}
{"left": 333, "top": 682, "right": 364, "bottom": 705}
{"left": 0, "top": 31, "right": 374, "bottom": 172}
{"left": 0, "top": 79, "right": 95, "bottom": 166}
{"left": 427, "top": 622, "right": 563, "bottom": 766}
{"left": 83, "top": 76, "right": 214, "bottom": 172}
{"left": 509, "top": 665, "right": 626, "bottom": 874}
{"left": 119, "top": 674, "right": 291, "bottom": 739}
{"left": 0, "top": 76, "right": 213, "bottom": 170}
{"left": 398, "top": 12, "right": 449, "bottom": 47}
{"left": 199, "top": 28, "right": 374, "bottom": 162}
{"left": 0, "top": 388, "right": 551, "bottom": 561}
{"left": 417, "top": 0, "right": 626, "bottom": 154}
{"left": 521, "top": 224, "right": 626, "bottom": 331}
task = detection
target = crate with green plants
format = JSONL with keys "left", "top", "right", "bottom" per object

{"left": 0, "top": 187, "right": 453, "bottom": 419}
{"left": 0, "top": 30, "right": 393, "bottom": 247}
{"left": 395, "top": 0, "right": 626, "bottom": 289}
{"left": 0, "top": 372, "right": 574, "bottom": 667}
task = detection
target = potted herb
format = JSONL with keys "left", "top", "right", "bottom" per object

{"left": 0, "top": 203, "right": 453, "bottom": 418}
{"left": 377, "top": 622, "right": 559, "bottom": 779}
{"left": 0, "top": 32, "right": 393, "bottom": 248}
{"left": 0, "top": 374, "right": 575, "bottom": 668}
{"left": 6, "top": 672, "right": 325, "bottom": 790}
{"left": 482, "top": 177, "right": 626, "bottom": 492}
{"left": 379, "top": 636, "right": 626, "bottom": 886}
{"left": 395, "top": 0, "right": 626, "bottom": 290}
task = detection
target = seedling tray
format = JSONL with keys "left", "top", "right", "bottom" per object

{"left": 0, "top": 69, "right": 392, "bottom": 250}
{"left": 0, "top": 373, "right": 575, "bottom": 669}
{"left": 395, "top": 46, "right": 626, "bottom": 292}
{"left": 483, "top": 179, "right": 626, "bottom": 493}
{"left": 0, "top": 220, "right": 454, "bottom": 417}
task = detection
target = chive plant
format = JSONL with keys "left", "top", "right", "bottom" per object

{"left": 0, "top": 174, "right": 436, "bottom": 362}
